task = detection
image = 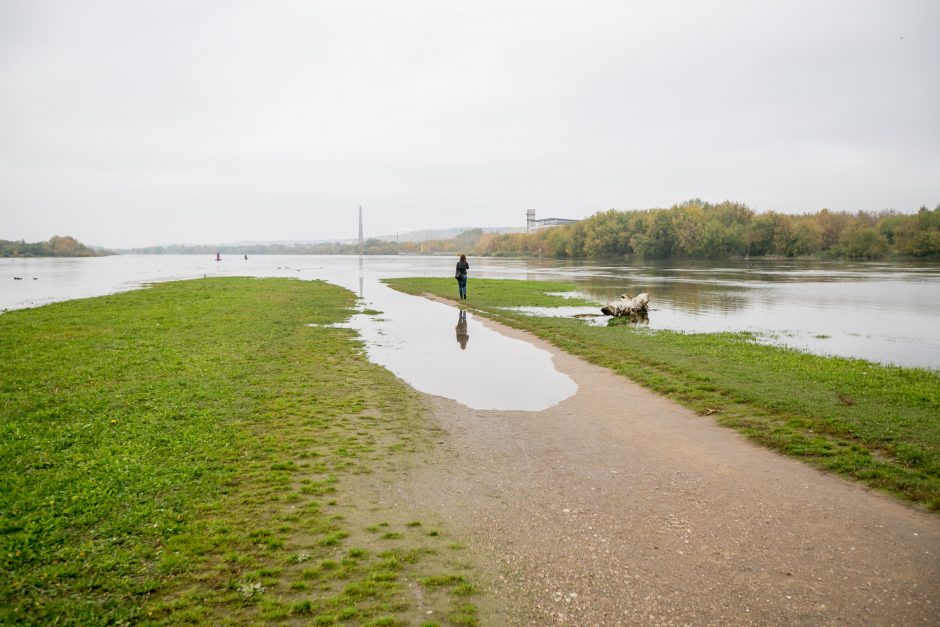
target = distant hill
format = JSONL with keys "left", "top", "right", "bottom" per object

{"left": 206, "top": 226, "right": 526, "bottom": 246}
{"left": 372, "top": 226, "right": 525, "bottom": 243}
{"left": 223, "top": 238, "right": 344, "bottom": 246}
{"left": 1, "top": 235, "right": 112, "bottom": 257}
{"left": 122, "top": 226, "right": 526, "bottom": 253}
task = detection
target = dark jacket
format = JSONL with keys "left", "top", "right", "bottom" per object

{"left": 456, "top": 260, "right": 469, "bottom": 278}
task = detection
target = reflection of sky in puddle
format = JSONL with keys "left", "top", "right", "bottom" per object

{"left": 307, "top": 260, "right": 580, "bottom": 411}
{"left": 338, "top": 281, "right": 577, "bottom": 411}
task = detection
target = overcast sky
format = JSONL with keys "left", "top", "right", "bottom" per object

{"left": 2, "top": 1, "right": 938, "bottom": 247}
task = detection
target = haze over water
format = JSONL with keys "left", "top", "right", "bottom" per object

{"left": 1, "top": 255, "right": 939, "bottom": 371}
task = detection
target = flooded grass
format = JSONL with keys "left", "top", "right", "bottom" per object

{"left": 0, "top": 278, "right": 477, "bottom": 625}
{"left": 387, "top": 277, "right": 940, "bottom": 511}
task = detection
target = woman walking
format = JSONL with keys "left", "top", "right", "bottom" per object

{"left": 455, "top": 254, "right": 469, "bottom": 299}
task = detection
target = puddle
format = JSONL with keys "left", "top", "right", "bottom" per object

{"left": 338, "top": 281, "right": 578, "bottom": 411}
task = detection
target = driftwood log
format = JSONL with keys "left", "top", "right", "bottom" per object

{"left": 601, "top": 292, "right": 650, "bottom": 317}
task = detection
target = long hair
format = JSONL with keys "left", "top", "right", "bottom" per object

{"left": 459, "top": 254, "right": 467, "bottom": 263}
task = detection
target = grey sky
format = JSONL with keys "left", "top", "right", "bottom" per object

{"left": 1, "top": 1, "right": 938, "bottom": 248}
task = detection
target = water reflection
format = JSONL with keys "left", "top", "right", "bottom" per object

{"left": 462, "top": 257, "right": 940, "bottom": 369}
{"left": 564, "top": 275, "right": 753, "bottom": 317}
{"left": 358, "top": 255, "right": 364, "bottom": 298}
{"left": 607, "top": 311, "right": 649, "bottom": 327}
{"left": 338, "top": 282, "right": 577, "bottom": 411}
{"left": 1, "top": 254, "right": 939, "bottom": 369}
{"left": 455, "top": 309, "right": 469, "bottom": 350}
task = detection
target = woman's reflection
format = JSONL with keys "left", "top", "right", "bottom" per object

{"left": 455, "top": 309, "right": 469, "bottom": 350}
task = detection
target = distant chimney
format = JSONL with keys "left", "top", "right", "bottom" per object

{"left": 358, "top": 206, "right": 363, "bottom": 251}
{"left": 526, "top": 209, "right": 536, "bottom": 234}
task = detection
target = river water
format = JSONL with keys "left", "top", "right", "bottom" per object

{"left": 1, "top": 254, "right": 939, "bottom": 372}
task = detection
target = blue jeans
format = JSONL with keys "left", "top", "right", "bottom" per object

{"left": 457, "top": 275, "right": 467, "bottom": 298}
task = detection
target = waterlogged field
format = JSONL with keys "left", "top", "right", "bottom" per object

{"left": 0, "top": 278, "right": 477, "bottom": 625}
{"left": 387, "top": 278, "right": 940, "bottom": 511}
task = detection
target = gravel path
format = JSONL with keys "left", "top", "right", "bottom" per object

{"left": 385, "top": 310, "right": 939, "bottom": 625}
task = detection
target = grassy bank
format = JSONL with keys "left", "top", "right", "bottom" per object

{"left": 1, "top": 278, "right": 477, "bottom": 625}
{"left": 386, "top": 277, "right": 940, "bottom": 511}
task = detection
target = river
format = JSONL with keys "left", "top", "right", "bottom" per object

{"left": 1, "top": 254, "right": 938, "bottom": 370}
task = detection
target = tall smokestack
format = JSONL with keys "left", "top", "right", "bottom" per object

{"left": 358, "top": 206, "right": 363, "bottom": 252}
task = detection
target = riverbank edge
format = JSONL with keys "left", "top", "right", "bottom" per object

{"left": 385, "top": 277, "right": 940, "bottom": 512}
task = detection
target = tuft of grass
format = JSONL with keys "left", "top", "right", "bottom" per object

{"left": 448, "top": 603, "right": 479, "bottom": 626}
{"left": 387, "top": 277, "right": 940, "bottom": 511}
{"left": 420, "top": 574, "right": 468, "bottom": 587}
{"left": 453, "top": 583, "right": 476, "bottom": 596}
{"left": 0, "top": 278, "right": 479, "bottom": 624}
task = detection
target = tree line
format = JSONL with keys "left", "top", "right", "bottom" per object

{"left": 441, "top": 201, "right": 940, "bottom": 260}
{"left": 0, "top": 236, "right": 110, "bottom": 257}
{"left": 30, "top": 201, "right": 936, "bottom": 260}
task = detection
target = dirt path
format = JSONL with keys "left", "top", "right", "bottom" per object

{"left": 378, "top": 308, "right": 940, "bottom": 625}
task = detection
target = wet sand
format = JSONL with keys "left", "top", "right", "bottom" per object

{"left": 379, "top": 301, "right": 939, "bottom": 625}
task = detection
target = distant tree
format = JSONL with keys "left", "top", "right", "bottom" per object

{"left": 700, "top": 219, "right": 746, "bottom": 257}
{"left": 564, "top": 222, "right": 587, "bottom": 258}
{"left": 893, "top": 206, "right": 940, "bottom": 257}
{"left": 834, "top": 224, "right": 888, "bottom": 258}
{"left": 877, "top": 211, "right": 906, "bottom": 247}
{"left": 583, "top": 210, "right": 633, "bottom": 257}
{"left": 711, "top": 200, "right": 754, "bottom": 227}
{"left": 0, "top": 235, "right": 108, "bottom": 257}
{"left": 745, "top": 212, "right": 779, "bottom": 256}
{"left": 633, "top": 210, "right": 676, "bottom": 258}
{"left": 671, "top": 202, "right": 706, "bottom": 256}
{"left": 816, "top": 209, "right": 851, "bottom": 250}
{"left": 544, "top": 226, "right": 570, "bottom": 257}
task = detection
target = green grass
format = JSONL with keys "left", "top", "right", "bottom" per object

{"left": 386, "top": 277, "right": 940, "bottom": 511}
{"left": 0, "top": 277, "right": 477, "bottom": 624}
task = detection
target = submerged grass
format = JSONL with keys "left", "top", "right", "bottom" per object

{"left": 387, "top": 277, "right": 940, "bottom": 511}
{"left": 1, "top": 278, "right": 477, "bottom": 625}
